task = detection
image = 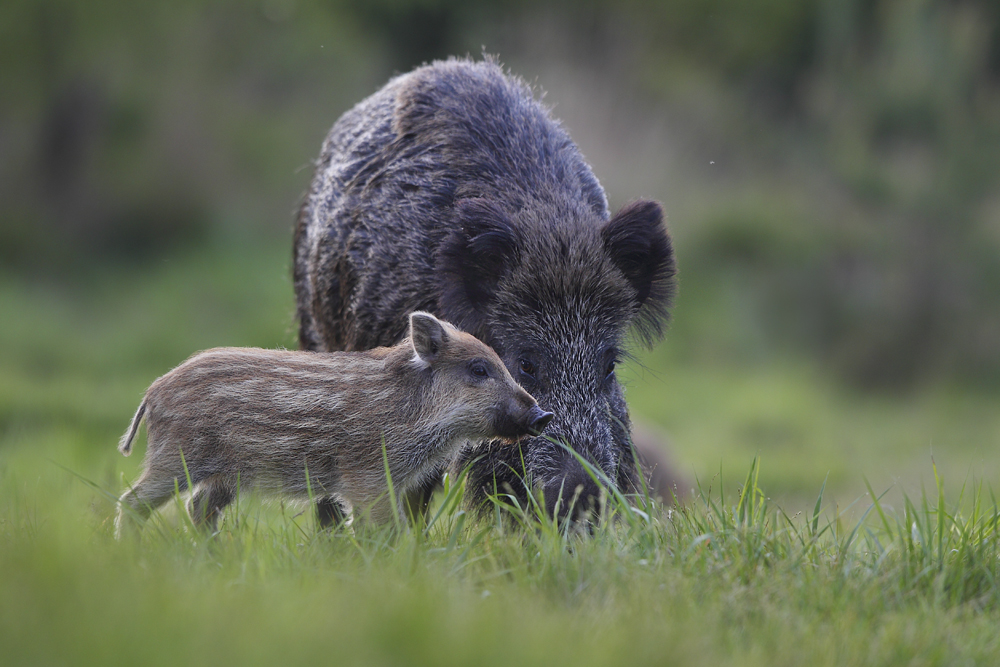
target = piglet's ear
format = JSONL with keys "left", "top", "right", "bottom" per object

{"left": 436, "top": 198, "right": 520, "bottom": 336}
{"left": 602, "top": 199, "right": 677, "bottom": 347}
{"left": 409, "top": 311, "right": 449, "bottom": 364}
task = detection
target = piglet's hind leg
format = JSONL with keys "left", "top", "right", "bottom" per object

{"left": 188, "top": 476, "right": 235, "bottom": 532}
{"left": 115, "top": 473, "right": 180, "bottom": 539}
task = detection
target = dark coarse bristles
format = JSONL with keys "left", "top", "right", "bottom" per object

{"left": 294, "top": 57, "right": 676, "bottom": 520}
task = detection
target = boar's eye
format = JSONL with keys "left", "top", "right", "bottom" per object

{"left": 470, "top": 362, "right": 489, "bottom": 379}
{"left": 518, "top": 358, "right": 536, "bottom": 378}
{"left": 605, "top": 359, "right": 616, "bottom": 381}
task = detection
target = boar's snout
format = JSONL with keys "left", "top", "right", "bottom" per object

{"left": 526, "top": 405, "right": 554, "bottom": 436}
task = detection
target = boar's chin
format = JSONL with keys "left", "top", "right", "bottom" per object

{"left": 543, "top": 469, "right": 603, "bottom": 524}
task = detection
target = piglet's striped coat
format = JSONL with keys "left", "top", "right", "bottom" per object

{"left": 115, "top": 312, "right": 552, "bottom": 537}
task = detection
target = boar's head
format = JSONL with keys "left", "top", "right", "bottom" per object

{"left": 438, "top": 196, "right": 676, "bottom": 521}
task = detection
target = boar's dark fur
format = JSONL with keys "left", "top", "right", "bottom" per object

{"left": 294, "top": 57, "right": 676, "bottom": 521}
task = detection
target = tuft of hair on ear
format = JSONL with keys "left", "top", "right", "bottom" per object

{"left": 409, "top": 311, "right": 449, "bottom": 364}
{"left": 435, "top": 198, "right": 521, "bottom": 335}
{"left": 602, "top": 199, "right": 677, "bottom": 347}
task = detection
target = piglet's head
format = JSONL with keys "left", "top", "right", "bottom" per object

{"left": 408, "top": 311, "right": 553, "bottom": 443}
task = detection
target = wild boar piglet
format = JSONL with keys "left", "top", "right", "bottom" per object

{"left": 115, "top": 311, "right": 553, "bottom": 537}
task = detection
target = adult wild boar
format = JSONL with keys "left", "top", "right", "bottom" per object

{"left": 294, "top": 57, "right": 676, "bottom": 520}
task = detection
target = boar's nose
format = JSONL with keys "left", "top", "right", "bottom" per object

{"left": 526, "top": 406, "right": 555, "bottom": 436}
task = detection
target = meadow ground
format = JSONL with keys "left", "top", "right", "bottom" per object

{"left": 2, "top": 242, "right": 999, "bottom": 666}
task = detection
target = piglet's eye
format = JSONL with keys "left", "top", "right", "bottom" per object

{"left": 471, "top": 363, "right": 489, "bottom": 378}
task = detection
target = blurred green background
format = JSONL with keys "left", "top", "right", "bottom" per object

{"left": 2, "top": 0, "right": 999, "bottom": 509}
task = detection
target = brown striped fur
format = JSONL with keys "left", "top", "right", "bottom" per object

{"left": 115, "top": 312, "right": 551, "bottom": 537}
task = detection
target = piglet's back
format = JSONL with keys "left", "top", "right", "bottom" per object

{"left": 142, "top": 346, "right": 421, "bottom": 463}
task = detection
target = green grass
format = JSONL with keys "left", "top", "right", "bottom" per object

{"left": 3, "top": 241, "right": 1000, "bottom": 665}
{"left": 4, "top": 445, "right": 1000, "bottom": 665}
{"left": 623, "top": 359, "right": 1000, "bottom": 514}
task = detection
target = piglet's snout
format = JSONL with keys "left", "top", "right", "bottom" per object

{"left": 525, "top": 405, "right": 555, "bottom": 436}
{"left": 494, "top": 394, "right": 555, "bottom": 440}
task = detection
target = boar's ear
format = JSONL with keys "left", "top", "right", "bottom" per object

{"left": 436, "top": 198, "right": 520, "bottom": 334}
{"left": 409, "top": 311, "right": 449, "bottom": 364}
{"left": 602, "top": 200, "right": 677, "bottom": 346}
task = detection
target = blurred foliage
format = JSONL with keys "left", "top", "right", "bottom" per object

{"left": 800, "top": 0, "right": 1000, "bottom": 387}
{"left": 0, "top": 0, "right": 384, "bottom": 264}
{"left": 1, "top": 0, "right": 999, "bottom": 387}
{"left": 598, "top": 0, "right": 1000, "bottom": 388}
